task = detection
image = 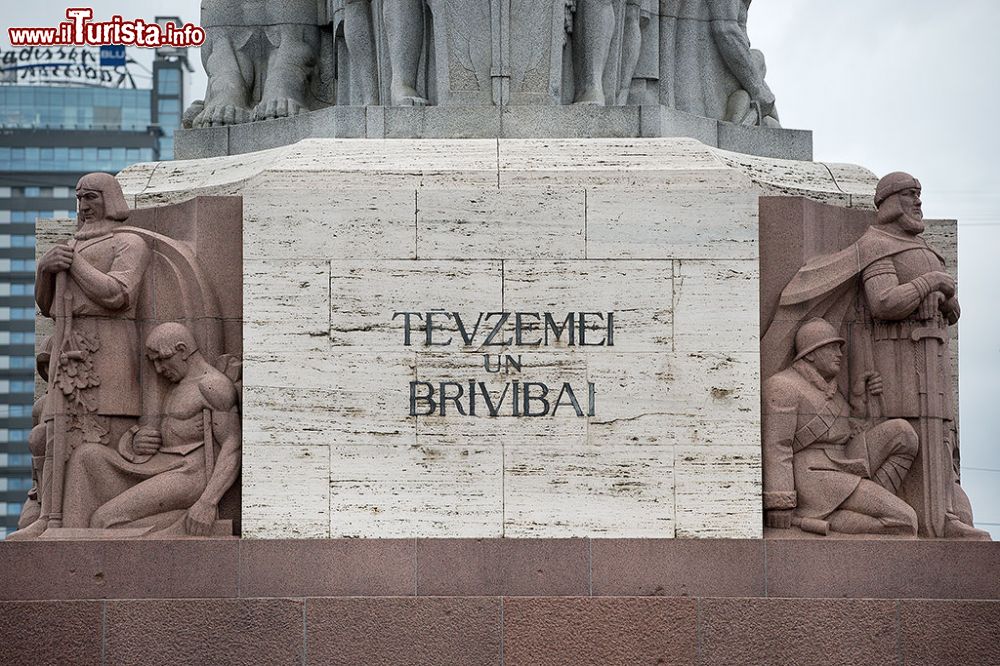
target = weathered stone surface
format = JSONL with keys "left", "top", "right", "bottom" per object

{"left": 700, "top": 598, "right": 898, "bottom": 666}
{"left": 766, "top": 540, "right": 1000, "bottom": 599}
{"left": 0, "top": 540, "right": 239, "bottom": 600}
{"left": 502, "top": 261, "right": 673, "bottom": 352}
{"left": 240, "top": 539, "right": 415, "bottom": 598}
{"left": 416, "top": 189, "right": 586, "bottom": 260}
{"left": 718, "top": 122, "right": 813, "bottom": 161}
{"left": 675, "top": 445, "right": 762, "bottom": 538}
{"left": 591, "top": 539, "right": 766, "bottom": 597}
{"left": 0, "top": 601, "right": 102, "bottom": 665}
{"left": 245, "top": 186, "right": 417, "bottom": 260}
{"left": 307, "top": 597, "right": 502, "bottom": 666}
{"left": 328, "top": 441, "right": 503, "bottom": 538}
{"left": 899, "top": 601, "right": 1000, "bottom": 666}
{"left": 106, "top": 599, "right": 304, "bottom": 666}
{"left": 242, "top": 445, "right": 329, "bottom": 538}
{"left": 673, "top": 259, "right": 759, "bottom": 353}
{"left": 500, "top": 105, "right": 640, "bottom": 139}
{"left": 414, "top": 538, "right": 590, "bottom": 596}
{"left": 329, "top": 260, "right": 503, "bottom": 351}
{"left": 504, "top": 443, "right": 674, "bottom": 538}
{"left": 503, "top": 597, "right": 697, "bottom": 666}
{"left": 586, "top": 189, "right": 758, "bottom": 260}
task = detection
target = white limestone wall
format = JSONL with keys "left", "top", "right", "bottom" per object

{"left": 120, "top": 138, "right": 881, "bottom": 539}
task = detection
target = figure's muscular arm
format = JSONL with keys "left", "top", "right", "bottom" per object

{"left": 69, "top": 234, "right": 152, "bottom": 311}
{"left": 863, "top": 258, "right": 955, "bottom": 320}
{"left": 707, "top": 0, "right": 774, "bottom": 115}
{"left": 762, "top": 375, "right": 799, "bottom": 525}
{"left": 186, "top": 373, "right": 241, "bottom": 535}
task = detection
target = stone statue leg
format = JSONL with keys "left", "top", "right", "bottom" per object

{"left": 346, "top": 0, "right": 379, "bottom": 105}
{"left": 255, "top": 24, "right": 320, "bottom": 121}
{"left": 859, "top": 419, "right": 918, "bottom": 494}
{"left": 617, "top": 1, "right": 642, "bottom": 105}
{"left": 89, "top": 469, "right": 203, "bottom": 530}
{"left": 383, "top": 0, "right": 429, "bottom": 106}
{"left": 6, "top": 437, "right": 50, "bottom": 540}
{"left": 706, "top": 0, "right": 775, "bottom": 118}
{"left": 575, "top": 0, "right": 615, "bottom": 105}
{"left": 194, "top": 27, "right": 256, "bottom": 128}
{"left": 61, "top": 443, "right": 139, "bottom": 528}
{"left": 828, "top": 479, "right": 917, "bottom": 536}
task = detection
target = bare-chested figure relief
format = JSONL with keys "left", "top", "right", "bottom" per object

{"left": 186, "top": 0, "right": 781, "bottom": 120}
{"left": 8, "top": 174, "right": 242, "bottom": 540}
{"left": 62, "top": 323, "right": 241, "bottom": 536}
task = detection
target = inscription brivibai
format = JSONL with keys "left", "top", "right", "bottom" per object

{"left": 393, "top": 311, "right": 614, "bottom": 418}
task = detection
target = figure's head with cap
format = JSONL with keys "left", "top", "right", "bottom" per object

{"left": 794, "top": 318, "right": 845, "bottom": 380}
{"left": 75, "top": 172, "right": 130, "bottom": 228}
{"left": 875, "top": 171, "right": 924, "bottom": 235}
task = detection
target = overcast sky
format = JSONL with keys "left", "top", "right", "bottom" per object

{"left": 4, "top": 1, "right": 999, "bottom": 536}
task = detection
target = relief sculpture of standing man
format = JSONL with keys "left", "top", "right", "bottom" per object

{"left": 861, "top": 172, "right": 988, "bottom": 538}
{"left": 9, "top": 173, "right": 151, "bottom": 540}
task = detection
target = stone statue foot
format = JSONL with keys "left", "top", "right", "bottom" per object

{"left": 390, "top": 84, "right": 429, "bottom": 107}
{"left": 253, "top": 97, "right": 307, "bottom": 122}
{"left": 6, "top": 517, "right": 48, "bottom": 541}
{"left": 193, "top": 103, "right": 252, "bottom": 128}
{"left": 944, "top": 518, "right": 992, "bottom": 541}
{"left": 573, "top": 87, "right": 606, "bottom": 106}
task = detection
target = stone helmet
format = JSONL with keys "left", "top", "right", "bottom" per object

{"left": 874, "top": 171, "right": 921, "bottom": 208}
{"left": 794, "top": 318, "right": 845, "bottom": 361}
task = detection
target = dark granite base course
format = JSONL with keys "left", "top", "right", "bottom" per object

{"left": 1, "top": 539, "right": 998, "bottom": 665}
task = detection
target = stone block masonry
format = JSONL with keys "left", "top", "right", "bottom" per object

{"left": 1, "top": 539, "right": 998, "bottom": 665}
{"left": 118, "top": 137, "right": 882, "bottom": 540}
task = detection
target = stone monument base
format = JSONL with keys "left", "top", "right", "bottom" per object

{"left": 1, "top": 538, "right": 997, "bottom": 664}
{"left": 174, "top": 105, "right": 813, "bottom": 161}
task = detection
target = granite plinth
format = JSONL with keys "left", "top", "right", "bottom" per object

{"left": 174, "top": 105, "right": 813, "bottom": 161}
{"left": 1, "top": 539, "right": 998, "bottom": 665}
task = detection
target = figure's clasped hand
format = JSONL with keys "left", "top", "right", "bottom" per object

{"left": 925, "top": 271, "right": 956, "bottom": 299}
{"left": 864, "top": 371, "right": 883, "bottom": 397}
{"left": 133, "top": 427, "right": 162, "bottom": 456}
{"left": 39, "top": 244, "right": 74, "bottom": 274}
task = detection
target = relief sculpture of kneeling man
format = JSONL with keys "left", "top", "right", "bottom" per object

{"left": 62, "top": 323, "right": 241, "bottom": 536}
{"left": 763, "top": 318, "right": 919, "bottom": 536}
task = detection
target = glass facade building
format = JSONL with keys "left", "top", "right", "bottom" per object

{"left": 0, "top": 48, "right": 188, "bottom": 538}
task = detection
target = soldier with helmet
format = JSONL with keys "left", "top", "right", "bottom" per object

{"left": 763, "top": 318, "right": 919, "bottom": 536}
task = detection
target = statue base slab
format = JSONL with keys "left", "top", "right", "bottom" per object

{"left": 1, "top": 538, "right": 997, "bottom": 663}
{"left": 175, "top": 105, "right": 812, "bottom": 161}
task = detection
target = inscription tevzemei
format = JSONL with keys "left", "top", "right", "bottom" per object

{"left": 395, "top": 311, "right": 614, "bottom": 418}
